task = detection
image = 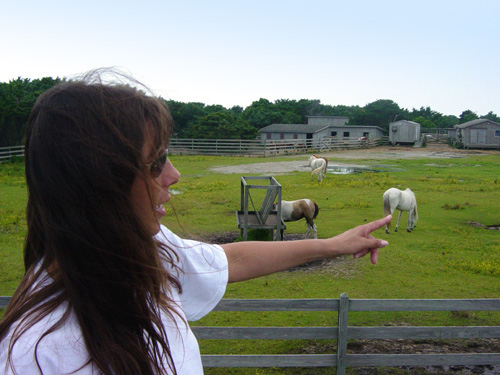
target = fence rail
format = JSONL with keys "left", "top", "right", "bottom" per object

{"left": 1, "top": 293, "right": 499, "bottom": 373}
{"left": 0, "top": 138, "right": 389, "bottom": 161}
{"left": 0, "top": 146, "right": 24, "bottom": 161}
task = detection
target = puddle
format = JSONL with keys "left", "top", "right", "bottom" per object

{"left": 328, "top": 165, "right": 382, "bottom": 175}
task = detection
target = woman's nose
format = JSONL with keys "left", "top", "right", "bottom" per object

{"left": 159, "top": 159, "right": 180, "bottom": 187}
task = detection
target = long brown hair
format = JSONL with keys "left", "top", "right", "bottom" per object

{"left": 0, "top": 72, "right": 182, "bottom": 374}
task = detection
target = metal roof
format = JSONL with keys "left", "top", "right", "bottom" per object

{"left": 259, "top": 124, "right": 329, "bottom": 133}
{"left": 454, "top": 119, "right": 500, "bottom": 129}
{"left": 259, "top": 123, "right": 386, "bottom": 133}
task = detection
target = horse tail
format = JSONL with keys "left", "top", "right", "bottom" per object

{"left": 312, "top": 201, "right": 319, "bottom": 219}
{"left": 312, "top": 166, "right": 324, "bottom": 175}
{"left": 383, "top": 193, "right": 392, "bottom": 228}
{"left": 413, "top": 201, "right": 418, "bottom": 223}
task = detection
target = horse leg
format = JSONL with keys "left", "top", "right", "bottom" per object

{"left": 395, "top": 211, "right": 403, "bottom": 232}
{"left": 407, "top": 212, "right": 413, "bottom": 232}
{"left": 312, "top": 224, "right": 317, "bottom": 239}
{"left": 385, "top": 208, "right": 394, "bottom": 234}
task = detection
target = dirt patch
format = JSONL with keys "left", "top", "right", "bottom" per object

{"left": 468, "top": 222, "right": 500, "bottom": 231}
{"left": 302, "top": 339, "right": 500, "bottom": 375}
{"left": 210, "top": 145, "right": 499, "bottom": 175}
{"left": 203, "top": 231, "right": 358, "bottom": 276}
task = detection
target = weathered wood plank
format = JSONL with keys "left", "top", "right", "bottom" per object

{"left": 350, "top": 299, "right": 500, "bottom": 311}
{"left": 191, "top": 326, "right": 338, "bottom": 340}
{"left": 201, "top": 354, "right": 336, "bottom": 367}
{"left": 213, "top": 299, "right": 339, "bottom": 311}
{"left": 0, "top": 296, "right": 11, "bottom": 309}
{"left": 337, "top": 293, "right": 349, "bottom": 375}
{"left": 348, "top": 326, "right": 500, "bottom": 339}
{"left": 192, "top": 326, "right": 338, "bottom": 340}
{"left": 346, "top": 353, "right": 500, "bottom": 366}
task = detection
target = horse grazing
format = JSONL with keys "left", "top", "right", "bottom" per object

{"left": 276, "top": 199, "right": 319, "bottom": 239}
{"left": 383, "top": 188, "right": 418, "bottom": 233}
{"left": 308, "top": 154, "right": 328, "bottom": 182}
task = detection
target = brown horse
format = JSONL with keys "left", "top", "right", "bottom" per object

{"left": 276, "top": 199, "right": 319, "bottom": 239}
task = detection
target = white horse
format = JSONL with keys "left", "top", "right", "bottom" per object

{"left": 383, "top": 188, "right": 418, "bottom": 233}
{"left": 276, "top": 199, "right": 319, "bottom": 239}
{"left": 308, "top": 155, "right": 328, "bottom": 182}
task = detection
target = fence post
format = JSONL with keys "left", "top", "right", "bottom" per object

{"left": 337, "top": 292, "right": 349, "bottom": 375}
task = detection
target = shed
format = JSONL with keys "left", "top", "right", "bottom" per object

{"left": 389, "top": 120, "right": 421, "bottom": 145}
{"left": 452, "top": 119, "right": 500, "bottom": 149}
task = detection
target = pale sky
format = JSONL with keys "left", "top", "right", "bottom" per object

{"left": 2, "top": 0, "right": 499, "bottom": 117}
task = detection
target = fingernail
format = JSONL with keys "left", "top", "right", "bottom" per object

{"left": 380, "top": 240, "right": 389, "bottom": 247}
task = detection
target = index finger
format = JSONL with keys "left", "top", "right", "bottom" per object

{"left": 363, "top": 215, "right": 392, "bottom": 234}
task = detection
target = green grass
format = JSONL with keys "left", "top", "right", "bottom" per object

{"left": 1, "top": 149, "right": 500, "bottom": 374}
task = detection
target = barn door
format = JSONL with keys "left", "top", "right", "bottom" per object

{"left": 470, "top": 129, "right": 486, "bottom": 144}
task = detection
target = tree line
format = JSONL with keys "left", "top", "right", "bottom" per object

{"left": 1, "top": 77, "right": 499, "bottom": 147}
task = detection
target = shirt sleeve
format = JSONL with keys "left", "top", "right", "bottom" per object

{"left": 155, "top": 225, "right": 228, "bottom": 321}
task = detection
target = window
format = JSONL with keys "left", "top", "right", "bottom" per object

{"left": 331, "top": 131, "right": 337, "bottom": 137}
{"left": 266, "top": 133, "right": 272, "bottom": 139}
{"left": 495, "top": 130, "right": 500, "bottom": 137}
{"left": 293, "top": 134, "right": 298, "bottom": 139}
{"left": 280, "top": 133, "right": 285, "bottom": 140}
{"left": 363, "top": 132, "right": 369, "bottom": 137}
{"left": 343, "top": 132, "right": 350, "bottom": 137}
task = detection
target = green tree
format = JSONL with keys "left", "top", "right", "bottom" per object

{"left": 241, "top": 98, "right": 284, "bottom": 129}
{"left": 439, "top": 115, "right": 459, "bottom": 128}
{"left": 458, "top": 110, "right": 479, "bottom": 124}
{"left": 0, "top": 77, "right": 60, "bottom": 146}
{"left": 482, "top": 111, "right": 500, "bottom": 123}
{"left": 229, "top": 105, "right": 243, "bottom": 115}
{"left": 185, "top": 112, "right": 257, "bottom": 139}
{"left": 412, "top": 116, "right": 436, "bottom": 128}
{"left": 165, "top": 100, "right": 207, "bottom": 137}
{"left": 348, "top": 99, "right": 402, "bottom": 131}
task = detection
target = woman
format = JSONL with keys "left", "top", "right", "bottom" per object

{"left": 0, "top": 73, "right": 390, "bottom": 375}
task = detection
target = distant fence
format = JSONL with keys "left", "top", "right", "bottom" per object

{"left": 169, "top": 137, "right": 388, "bottom": 157}
{"left": 0, "top": 137, "right": 389, "bottom": 161}
{"left": 0, "top": 146, "right": 24, "bottom": 161}
{"left": 1, "top": 293, "right": 499, "bottom": 373}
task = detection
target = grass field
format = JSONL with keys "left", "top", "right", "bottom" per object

{"left": 1, "top": 147, "right": 499, "bottom": 374}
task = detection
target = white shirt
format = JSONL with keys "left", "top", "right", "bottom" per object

{"left": 0, "top": 225, "right": 228, "bottom": 374}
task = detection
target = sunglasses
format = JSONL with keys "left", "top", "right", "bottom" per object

{"left": 145, "top": 148, "right": 169, "bottom": 178}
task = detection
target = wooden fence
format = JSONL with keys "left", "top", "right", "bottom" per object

{"left": 1, "top": 293, "right": 499, "bottom": 373}
{"left": 192, "top": 293, "right": 500, "bottom": 373}
{"left": 0, "top": 138, "right": 389, "bottom": 160}
{"left": 0, "top": 146, "right": 24, "bottom": 161}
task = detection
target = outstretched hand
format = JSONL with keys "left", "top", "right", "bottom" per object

{"left": 327, "top": 215, "right": 392, "bottom": 265}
